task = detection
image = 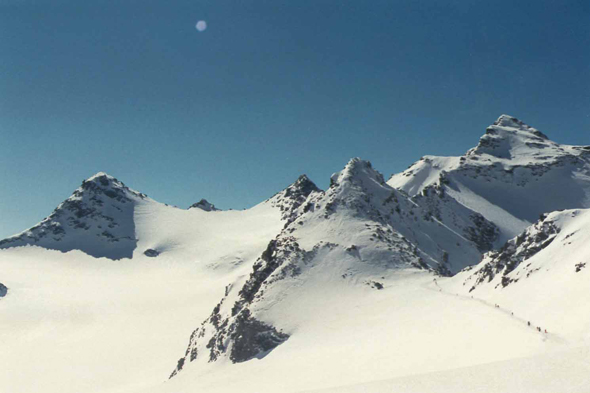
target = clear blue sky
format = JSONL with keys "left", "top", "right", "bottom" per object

{"left": 1, "top": 0, "right": 589, "bottom": 238}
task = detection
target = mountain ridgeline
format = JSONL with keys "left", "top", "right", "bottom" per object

{"left": 389, "top": 114, "right": 590, "bottom": 242}
{"left": 2, "top": 115, "right": 590, "bottom": 377}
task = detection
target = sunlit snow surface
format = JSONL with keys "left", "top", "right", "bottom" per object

{"left": 2, "top": 242, "right": 589, "bottom": 393}
{"left": 389, "top": 115, "right": 590, "bottom": 242}
{"left": 2, "top": 115, "right": 590, "bottom": 393}
{"left": 0, "top": 199, "right": 285, "bottom": 393}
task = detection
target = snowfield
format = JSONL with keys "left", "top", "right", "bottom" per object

{"left": 0, "top": 247, "right": 229, "bottom": 393}
{"left": 1, "top": 115, "right": 590, "bottom": 393}
{"left": 2, "top": 247, "right": 588, "bottom": 393}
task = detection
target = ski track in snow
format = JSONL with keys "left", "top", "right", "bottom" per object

{"left": 427, "top": 278, "right": 566, "bottom": 344}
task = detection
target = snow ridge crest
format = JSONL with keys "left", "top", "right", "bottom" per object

{"left": 330, "top": 158, "right": 386, "bottom": 189}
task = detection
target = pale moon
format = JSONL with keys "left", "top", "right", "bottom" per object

{"left": 196, "top": 20, "right": 207, "bottom": 32}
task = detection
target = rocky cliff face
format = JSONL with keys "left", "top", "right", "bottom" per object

{"left": 461, "top": 212, "right": 562, "bottom": 291}
{"left": 454, "top": 206, "right": 590, "bottom": 298}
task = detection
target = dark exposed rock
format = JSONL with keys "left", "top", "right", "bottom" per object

{"left": 239, "top": 237, "right": 311, "bottom": 306}
{"left": 467, "top": 214, "right": 560, "bottom": 290}
{"left": 464, "top": 213, "right": 499, "bottom": 253}
{"left": 366, "top": 281, "right": 384, "bottom": 290}
{"left": 0, "top": 283, "right": 7, "bottom": 297}
{"left": 170, "top": 236, "right": 308, "bottom": 377}
{"left": 267, "top": 175, "right": 322, "bottom": 223}
{"left": 229, "top": 309, "right": 289, "bottom": 363}
{"left": 189, "top": 199, "right": 220, "bottom": 211}
{"left": 285, "top": 175, "right": 320, "bottom": 198}
{"left": 144, "top": 249, "right": 160, "bottom": 257}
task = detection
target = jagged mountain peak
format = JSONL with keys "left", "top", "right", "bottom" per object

{"left": 86, "top": 171, "right": 116, "bottom": 181}
{"left": 330, "top": 158, "right": 386, "bottom": 189}
{"left": 189, "top": 199, "right": 219, "bottom": 212}
{"left": 388, "top": 114, "right": 590, "bottom": 242}
{"left": 468, "top": 115, "right": 557, "bottom": 160}
{"left": 493, "top": 114, "right": 544, "bottom": 135}
{"left": 78, "top": 172, "right": 147, "bottom": 201}
{"left": 267, "top": 174, "right": 323, "bottom": 223}
{"left": 0, "top": 173, "right": 149, "bottom": 259}
{"left": 285, "top": 174, "right": 320, "bottom": 197}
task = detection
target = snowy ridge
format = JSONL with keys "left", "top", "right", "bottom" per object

{"left": 461, "top": 212, "right": 562, "bottom": 291}
{"left": 447, "top": 208, "right": 590, "bottom": 342}
{"left": 315, "top": 158, "right": 497, "bottom": 274}
{"left": 0, "top": 173, "right": 150, "bottom": 259}
{"left": 169, "top": 158, "right": 502, "bottom": 377}
{"left": 388, "top": 115, "right": 590, "bottom": 241}
{"left": 2, "top": 114, "right": 590, "bottom": 393}
{"left": 459, "top": 208, "right": 588, "bottom": 293}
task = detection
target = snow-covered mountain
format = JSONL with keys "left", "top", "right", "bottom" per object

{"left": 0, "top": 173, "right": 150, "bottom": 259}
{"left": 0, "top": 174, "right": 315, "bottom": 262}
{"left": 0, "top": 163, "right": 495, "bottom": 275}
{"left": 2, "top": 114, "right": 590, "bottom": 393}
{"left": 389, "top": 115, "right": 590, "bottom": 242}
{"left": 169, "top": 158, "right": 501, "bottom": 376}
{"left": 445, "top": 207, "right": 590, "bottom": 342}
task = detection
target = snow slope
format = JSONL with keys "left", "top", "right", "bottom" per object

{"left": 3, "top": 243, "right": 587, "bottom": 393}
{"left": 0, "top": 175, "right": 317, "bottom": 393}
{"left": 300, "top": 346, "right": 590, "bottom": 393}
{"left": 168, "top": 159, "right": 523, "bottom": 381}
{"left": 389, "top": 115, "right": 590, "bottom": 242}
{"left": 0, "top": 185, "right": 290, "bottom": 393}
{"left": 447, "top": 208, "right": 590, "bottom": 342}
{"left": 160, "top": 204, "right": 590, "bottom": 393}
{"left": 2, "top": 118, "right": 590, "bottom": 393}
{"left": 147, "top": 269, "right": 578, "bottom": 393}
